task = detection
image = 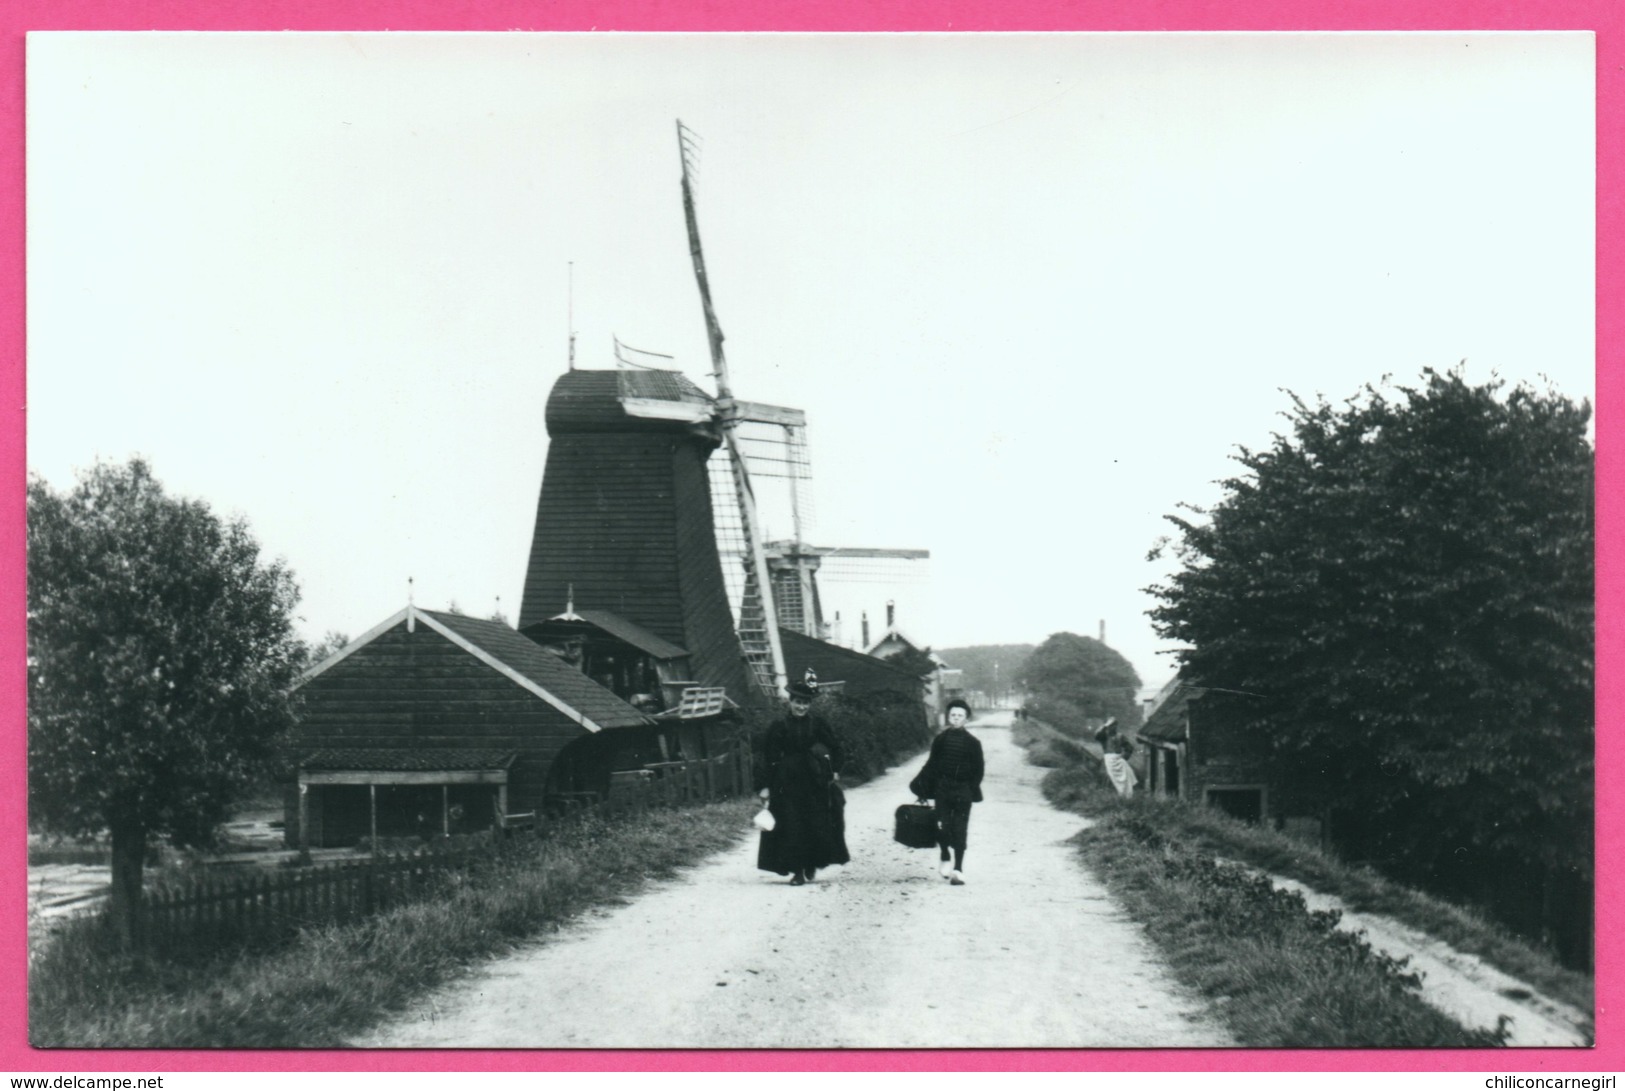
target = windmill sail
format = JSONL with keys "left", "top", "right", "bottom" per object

{"left": 677, "top": 120, "right": 787, "bottom": 698}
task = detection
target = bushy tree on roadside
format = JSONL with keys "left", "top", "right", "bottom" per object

{"left": 876, "top": 643, "right": 938, "bottom": 680}
{"left": 1021, "top": 632, "right": 1143, "bottom": 731}
{"left": 821, "top": 690, "right": 934, "bottom": 782}
{"left": 1146, "top": 369, "right": 1592, "bottom": 951}
{"left": 28, "top": 458, "right": 305, "bottom": 944}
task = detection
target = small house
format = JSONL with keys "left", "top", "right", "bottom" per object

{"left": 285, "top": 605, "right": 740, "bottom": 848}
{"left": 864, "top": 602, "right": 953, "bottom": 719}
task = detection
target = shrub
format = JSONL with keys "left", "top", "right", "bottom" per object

{"left": 823, "top": 690, "right": 933, "bottom": 782}
{"left": 744, "top": 690, "right": 931, "bottom": 786}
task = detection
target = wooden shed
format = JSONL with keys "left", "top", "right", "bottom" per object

{"left": 1140, "top": 671, "right": 1323, "bottom": 842}
{"left": 285, "top": 605, "right": 656, "bottom": 848}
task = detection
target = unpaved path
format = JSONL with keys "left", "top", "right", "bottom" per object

{"left": 358, "top": 711, "right": 1232, "bottom": 1048}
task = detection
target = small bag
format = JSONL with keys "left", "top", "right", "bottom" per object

{"left": 753, "top": 804, "right": 776, "bottom": 832}
{"left": 893, "top": 802, "right": 938, "bottom": 849}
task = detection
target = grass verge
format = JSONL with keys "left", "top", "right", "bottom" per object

{"left": 30, "top": 801, "right": 752, "bottom": 1048}
{"left": 1067, "top": 793, "right": 1503, "bottom": 1046}
{"left": 1038, "top": 751, "right": 1593, "bottom": 1021}
{"left": 1015, "top": 720, "right": 1590, "bottom": 1045}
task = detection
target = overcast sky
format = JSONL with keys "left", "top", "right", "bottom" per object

{"left": 26, "top": 32, "right": 1593, "bottom": 692}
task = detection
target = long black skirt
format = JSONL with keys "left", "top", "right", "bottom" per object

{"left": 757, "top": 783, "right": 849, "bottom": 875}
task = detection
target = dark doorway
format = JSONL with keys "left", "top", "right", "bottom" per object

{"left": 1161, "top": 750, "right": 1180, "bottom": 795}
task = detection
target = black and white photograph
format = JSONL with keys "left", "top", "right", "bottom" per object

{"left": 24, "top": 31, "right": 1595, "bottom": 1051}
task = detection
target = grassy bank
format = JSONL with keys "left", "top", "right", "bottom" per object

{"left": 30, "top": 801, "right": 753, "bottom": 1048}
{"left": 1012, "top": 719, "right": 1590, "bottom": 1046}
{"left": 1013, "top": 718, "right": 1592, "bottom": 1019}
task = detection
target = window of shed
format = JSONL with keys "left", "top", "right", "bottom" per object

{"left": 1205, "top": 787, "right": 1264, "bottom": 824}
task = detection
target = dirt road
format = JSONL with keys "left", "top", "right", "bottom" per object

{"left": 358, "top": 710, "right": 1232, "bottom": 1048}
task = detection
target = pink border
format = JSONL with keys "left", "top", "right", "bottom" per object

{"left": 3, "top": 0, "right": 1617, "bottom": 1075}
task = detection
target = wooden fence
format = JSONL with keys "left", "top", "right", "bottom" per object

{"left": 138, "top": 839, "right": 494, "bottom": 951}
{"left": 127, "top": 746, "right": 754, "bottom": 953}
{"left": 600, "top": 747, "right": 751, "bottom": 818}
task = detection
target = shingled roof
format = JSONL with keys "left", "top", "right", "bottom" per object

{"left": 421, "top": 609, "right": 651, "bottom": 731}
{"left": 299, "top": 606, "right": 651, "bottom": 733}
{"left": 781, "top": 630, "right": 925, "bottom": 697}
{"left": 572, "top": 608, "right": 689, "bottom": 660}
{"left": 1139, "top": 676, "right": 1197, "bottom": 744}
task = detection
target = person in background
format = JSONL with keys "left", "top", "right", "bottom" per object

{"left": 910, "top": 697, "right": 984, "bottom": 887}
{"left": 756, "top": 680, "right": 849, "bottom": 886}
{"left": 1092, "top": 716, "right": 1120, "bottom": 751}
{"left": 1103, "top": 734, "right": 1139, "bottom": 797}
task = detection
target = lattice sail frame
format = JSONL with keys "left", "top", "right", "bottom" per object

{"left": 708, "top": 419, "right": 813, "bottom": 653}
{"left": 710, "top": 421, "right": 932, "bottom": 649}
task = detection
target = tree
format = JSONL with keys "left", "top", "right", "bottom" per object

{"left": 1146, "top": 370, "right": 1592, "bottom": 917}
{"left": 1021, "top": 632, "right": 1143, "bottom": 729}
{"left": 300, "top": 629, "right": 351, "bottom": 671}
{"left": 28, "top": 458, "right": 304, "bottom": 944}
{"left": 877, "top": 643, "right": 938, "bottom": 680}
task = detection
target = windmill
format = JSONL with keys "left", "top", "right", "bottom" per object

{"left": 675, "top": 122, "right": 930, "bottom": 653}
{"left": 517, "top": 125, "right": 927, "bottom": 707}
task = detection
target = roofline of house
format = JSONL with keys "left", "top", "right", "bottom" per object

{"left": 295, "top": 606, "right": 414, "bottom": 687}
{"left": 865, "top": 627, "right": 948, "bottom": 666}
{"left": 416, "top": 610, "right": 611, "bottom": 733}
{"left": 294, "top": 605, "right": 620, "bottom": 733}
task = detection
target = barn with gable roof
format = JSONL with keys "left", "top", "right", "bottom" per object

{"left": 285, "top": 605, "right": 663, "bottom": 847}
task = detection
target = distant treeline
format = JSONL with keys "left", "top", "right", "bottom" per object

{"left": 935, "top": 644, "right": 1033, "bottom": 700}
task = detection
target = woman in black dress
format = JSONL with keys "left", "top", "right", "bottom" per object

{"left": 910, "top": 697, "right": 984, "bottom": 886}
{"left": 756, "top": 681, "right": 850, "bottom": 885}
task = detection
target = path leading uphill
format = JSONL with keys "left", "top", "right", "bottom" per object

{"left": 357, "top": 709, "right": 1232, "bottom": 1048}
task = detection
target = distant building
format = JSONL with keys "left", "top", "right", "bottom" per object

{"left": 864, "top": 601, "right": 958, "bottom": 722}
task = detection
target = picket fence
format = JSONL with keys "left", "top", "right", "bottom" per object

{"left": 600, "top": 746, "right": 751, "bottom": 817}
{"left": 130, "top": 747, "right": 753, "bottom": 953}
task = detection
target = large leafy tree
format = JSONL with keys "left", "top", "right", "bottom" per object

{"left": 1147, "top": 369, "right": 1592, "bottom": 893}
{"left": 1021, "top": 632, "right": 1143, "bottom": 728}
{"left": 28, "top": 459, "right": 304, "bottom": 943}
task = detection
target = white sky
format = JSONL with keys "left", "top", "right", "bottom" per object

{"left": 26, "top": 32, "right": 1594, "bottom": 693}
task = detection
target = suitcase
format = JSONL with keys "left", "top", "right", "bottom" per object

{"left": 893, "top": 802, "right": 939, "bottom": 849}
